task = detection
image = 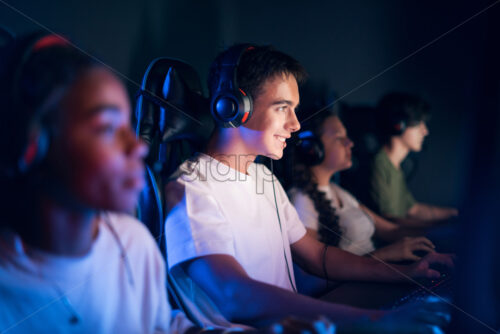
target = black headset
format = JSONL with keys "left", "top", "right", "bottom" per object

{"left": 377, "top": 93, "right": 432, "bottom": 138}
{"left": 1, "top": 32, "right": 69, "bottom": 176}
{"left": 295, "top": 130, "right": 325, "bottom": 167}
{"left": 387, "top": 114, "right": 408, "bottom": 136}
{"left": 374, "top": 105, "right": 410, "bottom": 137}
{"left": 210, "top": 44, "right": 255, "bottom": 128}
{"left": 211, "top": 44, "right": 299, "bottom": 291}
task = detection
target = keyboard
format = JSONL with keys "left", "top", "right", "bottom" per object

{"left": 391, "top": 272, "right": 454, "bottom": 308}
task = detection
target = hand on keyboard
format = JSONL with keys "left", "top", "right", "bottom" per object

{"left": 342, "top": 296, "right": 451, "bottom": 333}
{"left": 408, "top": 252, "right": 455, "bottom": 280}
{"left": 267, "top": 316, "right": 336, "bottom": 334}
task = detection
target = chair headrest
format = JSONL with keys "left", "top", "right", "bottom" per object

{"left": 135, "top": 58, "right": 214, "bottom": 146}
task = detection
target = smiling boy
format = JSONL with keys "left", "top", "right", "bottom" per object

{"left": 165, "top": 45, "right": 453, "bottom": 331}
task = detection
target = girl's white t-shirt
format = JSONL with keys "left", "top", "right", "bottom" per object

{"left": 290, "top": 183, "right": 375, "bottom": 256}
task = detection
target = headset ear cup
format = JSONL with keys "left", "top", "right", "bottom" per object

{"left": 18, "top": 126, "right": 50, "bottom": 173}
{"left": 209, "top": 44, "right": 255, "bottom": 128}
{"left": 237, "top": 91, "right": 252, "bottom": 126}
{"left": 211, "top": 93, "right": 239, "bottom": 124}
{"left": 210, "top": 89, "right": 252, "bottom": 128}
{"left": 295, "top": 132, "right": 325, "bottom": 166}
{"left": 393, "top": 120, "right": 406, "bottom": 136}
{"left": 392, "top": 120, "right": 407, "bottom": 135}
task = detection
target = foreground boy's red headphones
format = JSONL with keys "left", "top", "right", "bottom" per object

{"left": 2, "top": 32, "right": 69, "bottom": 175}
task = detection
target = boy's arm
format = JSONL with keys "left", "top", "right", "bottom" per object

{"left": 407, "top": 203, "right": 458, "bottom": 222}
{"left": 180, "top": 254, "right": 383, "bottom": 328}
{"left": 379, "top": 203, "right": 458, "bottom": 228}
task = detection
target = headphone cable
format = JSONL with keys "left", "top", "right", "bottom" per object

{"left": 270, "top": 159, "right": 298, "bottom": 293}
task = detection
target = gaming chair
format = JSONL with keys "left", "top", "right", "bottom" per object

{"left": 134, "top": 57, "right": 213, "bottom": 255}
{"left": 135, "top": 57, "right": 235, "bottom": 328}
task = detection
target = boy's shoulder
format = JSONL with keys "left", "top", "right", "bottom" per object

{"left": 103, "top": 212, "right": 159, "bottom": 253}
{"left": 171, "top": 154, "right": 213, "bottom": 190}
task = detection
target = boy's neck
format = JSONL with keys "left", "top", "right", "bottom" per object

{"left": 384, "top": 139, "right": 409, "bottom": 169}
{"left": 31, "top": 196, "right": 98, "bottom": 256}
{"left": 205, "top": 128, "right": 257, "bottom": 174}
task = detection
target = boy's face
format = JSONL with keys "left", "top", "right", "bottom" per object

{"left": 241, "top": 73, "right": 300, "bottom": 159}
{"left": 52, "top": 67, "right": 147, "bottom": 213}
{"left": 400, "top": 121, "right": 429, "bottom": 152}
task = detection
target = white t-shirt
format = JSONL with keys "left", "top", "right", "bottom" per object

{"left": 165, "top": 154, "right": 306, "bottom": 321}
{"left": 289, "top": 183, "right": 375, "bottom": 256}
{"left": 0, "top": 212, "right": 180, "bottom": 334}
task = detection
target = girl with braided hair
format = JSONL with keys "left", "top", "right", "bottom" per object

{"left": 290, "top": 109, "right": 436, "bottom": 262}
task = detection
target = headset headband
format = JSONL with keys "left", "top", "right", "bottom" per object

{"left": 216, "top": 44, "right": 254, "bottom": 92}
{"left": 4, "top": 32, "right": 70, "bottom": 175}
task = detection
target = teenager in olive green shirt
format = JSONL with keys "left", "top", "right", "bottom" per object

{"left": 368, "top": 92, "right": 458, "bottom": 227}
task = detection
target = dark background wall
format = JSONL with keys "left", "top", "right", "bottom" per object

{"left": 2, "top": 0, "right": 499, "bottom": 209}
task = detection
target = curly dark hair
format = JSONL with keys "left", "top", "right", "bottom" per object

{"left": 292, "top": 108, "right": 343, "bottom": 246}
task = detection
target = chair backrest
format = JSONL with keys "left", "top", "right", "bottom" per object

{"left": 135, "top": 57, "right": 213, "bottom": 251}
{"left": 135, "top": 57, "right": 236, "bottom": 328}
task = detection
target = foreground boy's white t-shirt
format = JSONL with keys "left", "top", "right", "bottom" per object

{"left": 166, "top": 153, "right": 306, "bottom": 294}
{"left": 0, "top": 212, "right": 190, "bottom": 334}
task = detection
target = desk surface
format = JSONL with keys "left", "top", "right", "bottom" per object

{"left": 320, "top": 281, "right": 419, "bottom": 309}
